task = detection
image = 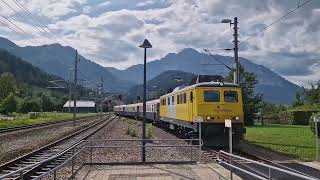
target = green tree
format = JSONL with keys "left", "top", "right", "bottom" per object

{"left": 225, "top": 65, "right": 263, "bottom": 126}
{"left": 303, "top": 82, "right": 320, "bottom": 105}
{"left": 40, "top": 93, "right": 53, "bottom": 112}
{"left": 19, "top": 97, "right": 41, "bottom": 113}
{"left": 0, "top": 72, "right": 16, "bottom": 101}
{"left": 292, "top": 92, "right": 304, "bottom": 107}
{"left": 0, "top": 93, "right": 17, "bottom": 114}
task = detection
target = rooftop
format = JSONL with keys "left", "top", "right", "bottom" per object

{"left": 63, "top": 100, "right": 96, "bottom": 108}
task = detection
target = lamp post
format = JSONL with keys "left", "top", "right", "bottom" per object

{"left": 221, "top": 17, "right": 239, "bottom": 85}
{"left": 139, "top": 39, "right": 152, "bottom": 163}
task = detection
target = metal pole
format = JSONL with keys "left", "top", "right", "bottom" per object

{"left": 199, "top": 122, "right": 202, "bottom": 162}
{"left": 229, "top": 126, "right": 233, "bottom": 180}
{"left": 233, "top": 17, "right": 239, "bottom": 85}
{"left": 315, "top": 116, "right": 319, "bottom": 161}
{"left": 69, "top": 69, "right": 72, "bottom": 113}
{"left": 142, "top": 48, "right": 147, "bottom": 162}
{"left": 73, "top": 50, "right": 78, "bottom": 127}
{"left": 269, "top": 167, "right": 272, "bottom": 180}
{"left": 100, "top": 76, "right": 104, "bottom": 117}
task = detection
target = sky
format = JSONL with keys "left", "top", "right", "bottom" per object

{"left": 0, "top": 0, "right": 319, "bottom": 87}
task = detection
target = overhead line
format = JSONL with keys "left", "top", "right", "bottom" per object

{"left": 243, "top": 0, "right": 312, "bottom": 43}
{"left": 11, "top": 0, "right": 73, "bottom": 47}
{"left": 0, "top": 14, "right": 42, "bottom": 45}
{"left": 0, "top": 0, "right": 52, "bottom": 44}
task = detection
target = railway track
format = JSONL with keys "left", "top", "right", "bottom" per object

{"left": 202, "top": 147, "right": 319, "bottom": 180}
{"left": 0, "top": 114, "right": 117, "bottom": 180}
{"left": 0, "top": 115, "right": 100, "bottom": 134}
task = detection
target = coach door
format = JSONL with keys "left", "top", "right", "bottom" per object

{"left": 188, "top": 91, "right": 194, "bottom": 121}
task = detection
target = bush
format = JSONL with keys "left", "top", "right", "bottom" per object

{"left": 292, "top": 111, "right": 315, "bottom": 125}
{"left": 279, "top": 111, "right": 294, "bottom": 124}
{"left": 0, "top": 93, "right": 18, "bottom": 114}
{"left": 309, "top": 113, "right": 320, "bottom": 138}
{"left": 146, "top": 123, "right": 154, "bottom": 139}
{"left": 29, "top": 112, "right": 40, "bottom": 119}
{"left": 126, "top": 125, "right": 137, "bottom": 137}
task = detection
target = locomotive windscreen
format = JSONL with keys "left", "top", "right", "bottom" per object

{"left": 189, "top": 75, "right": 223, "bottom": 85}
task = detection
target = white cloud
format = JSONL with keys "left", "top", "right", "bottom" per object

{"left": 98, "top": 1, "right": 111, "bottom": 7}
{"left": 136, "top": 0, "right": 155, "bottom": 7}
{"left": 1, "top": 0, "right": 319, "bottom": 86}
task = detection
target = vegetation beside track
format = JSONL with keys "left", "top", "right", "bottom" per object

{"left": 245, "top": 124, "right": 317, "bottom": 161}
{"left": 0, "top": 112, "right": 98, "bottom": 128}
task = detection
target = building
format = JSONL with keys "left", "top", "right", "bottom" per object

{"left": 63, "top": 100, "right": 96, "bottom": 113}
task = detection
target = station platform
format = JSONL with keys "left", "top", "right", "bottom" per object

{"left": 75, "top": 163, "right": 241, "bottom": 180}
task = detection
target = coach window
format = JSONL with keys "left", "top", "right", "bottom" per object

{"left": 167, "top": 97, "right": 170, "bottom": 105}
{"left": 224, "top": 91, "right": 238, "bottom": 103}
{"left": 190, "top": 91, "right": 193, "bottom": 102}
{"left": 204, "top": 91, "right": 220, "bottom": 102}
{"left": 177, "top": 95, "right": 179, "bottom": 104}
{"left": 183, "top": 93, "right": 187, "bottom": 103}
{"left": 172, "top": 96, "right": 175, "bottom": 105}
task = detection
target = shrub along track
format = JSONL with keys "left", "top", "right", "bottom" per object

{"left": 0, "top": 114, "right": 117, "bottom": 179}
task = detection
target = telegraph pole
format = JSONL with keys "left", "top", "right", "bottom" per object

{"left": 73, "top": 50, "right": 78, "bottom": 127}
{"left": 68, "top": 68, "right": 72, "bottom": 113}
{"left": 100, "top": 76, "right": 104, "bottom": 115}
{"left": 233, "top": 17, "right": 239, "bottom": 85}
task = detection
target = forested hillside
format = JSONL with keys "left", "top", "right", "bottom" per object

{"left": 0, "top": 50, "right": 67, "bottom": 114}
{"left": 0, "top": 50, "right": 61, "bottom": 86}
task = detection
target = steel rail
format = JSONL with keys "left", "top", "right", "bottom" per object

{"left": 0, "top": 115, "right": 100, "bottom": 134}
{"left": 22, "top": 115, "right": 117, "bottom": 179}
{"left": 0, "top": 114, "right": 115, "bottom": 179}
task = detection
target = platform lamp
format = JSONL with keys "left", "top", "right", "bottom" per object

{"left": 139, "top": 39, "right": 152, "bottom": 163}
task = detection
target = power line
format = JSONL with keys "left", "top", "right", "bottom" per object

{"left": 0, "top": 13, "right": 42, "bottom": 45}
{"left": 0, "top": 0, "right": 53, "bottom": 44}
{"left": 203, "top": 49, "right": 234, "bottom": 70}
{"left": 11, "top": 0, "right": 73, "bottom": 47}
{"left": 243, "top": 0, "right": 312, "bottom": 43}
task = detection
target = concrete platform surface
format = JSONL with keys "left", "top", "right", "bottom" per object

{"left": 75, "top": 163, "right": 239, "bottom": 180}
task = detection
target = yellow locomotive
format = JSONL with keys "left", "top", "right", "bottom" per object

{"left": 114, "top": 75, "right": 245, "bottom": 146}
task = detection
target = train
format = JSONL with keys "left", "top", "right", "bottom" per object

{"left": 114, "top": 75, "right": 245, "bottom": 147}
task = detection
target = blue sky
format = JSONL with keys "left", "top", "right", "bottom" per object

{"left": 0, "top": 0, "right": 319, "bottom": 86}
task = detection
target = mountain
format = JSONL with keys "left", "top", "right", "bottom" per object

{"left": 0, "top": 37, "right": 134, "bottom": 93}
{"left": 125, "top": 70, "right": 195, "bottom": 103}
{"left": 107, "top": 48, "right": 301, "bottom": 104}
{"left": 0, "top": 49, "right": 61, "bottom": 87}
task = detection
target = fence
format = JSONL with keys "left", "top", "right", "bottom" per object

{"left": 217, "top": 151, "right": 318, "bottom": 180}
{"left": 0, "top": 138, "right": 202, "bottom": 180}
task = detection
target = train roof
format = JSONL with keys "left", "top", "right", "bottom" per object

{"left": 160, "top": 82, "right": 240, "bottom": 98}
{"left": 114, "top": 99, "right": 160, "bottom": 108}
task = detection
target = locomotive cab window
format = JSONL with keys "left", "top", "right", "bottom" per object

{"left": 224, "top": 91, "right": 238, "bottom": 102}
{"left": 172, "top": 96, "right": 175, "bottom": 105}
{"left": 204, "top": 91, "right": 220, "bottom": 102}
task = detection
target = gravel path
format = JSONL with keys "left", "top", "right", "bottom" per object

{"left": 0, "top": 116, "right": 100, "bottom": 164}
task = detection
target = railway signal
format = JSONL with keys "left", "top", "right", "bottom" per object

{"left": 139, "top": 39, "right": 152, "bottom": 163}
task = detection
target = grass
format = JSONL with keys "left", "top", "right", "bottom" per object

{"left": 0, "top": 112, "right": 98, "bottom": 129}
{"left": 245, "top": 124, "right": 318, "bottom": 161}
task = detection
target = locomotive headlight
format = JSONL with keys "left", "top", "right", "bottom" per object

{"left": 235, "top": 116, "right": 240, "bottom": 120}
{"left": 206, "top": 116, "right": 211, "bottom": 120}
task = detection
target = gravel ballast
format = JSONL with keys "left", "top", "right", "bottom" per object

{"left": 0, "top": 116, "right": 100, "bottom": 164}
{"left": 85, "top": 117, "right": 212, "bottom": 164}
